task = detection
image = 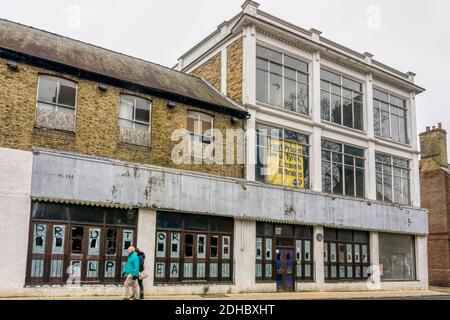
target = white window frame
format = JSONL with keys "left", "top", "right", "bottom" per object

{"left": 36, "top": 75, "right": 78, "bottom": 113}
{"left": 255, "top": 44, "right": 310, "bottom": 116}
{"left": 118, "top": 95, "right": 152, "bottom": 132}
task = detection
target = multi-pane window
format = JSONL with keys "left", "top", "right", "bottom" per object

{"left": 321, "top": 140, "right": 365, "bottom": 198}
{"left": 373, "top": 89, "right": 408, "bottom": 144}
{"left": 256, "top": 223, "right": 313, "bottom": 282}
{"left": 376, "top": 153, "right": 411, "bottom": 205}
{"left": 119, "top": 95, "right": 151, "bottom": 132}
{"left": 256, "top": 124, "right": 310, "bottom": 189}
{"left": 27, "top": 201, "right": 138, "bottom": 285}
{"left": 256, "top": 45, "right": 309, "bottom": 115}
{"left": 324, "top": 228, "right": 370, "bottom": 281}
{"left": 154, "top": 211, "right": 233, "bottom": 283}
{"left": 37, "top": 75, "right": 77, "bottom": 113}
{"left": 379, "top": 233, "right": 416, "bottom": 281}
{"left": 320, "top": 69, "right": 363, "bottom": 130}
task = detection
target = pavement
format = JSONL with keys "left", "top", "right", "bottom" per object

{"left": 2, "top": 288, "right": 450, "bottom": 300}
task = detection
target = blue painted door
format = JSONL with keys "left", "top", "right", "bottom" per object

{"left": 276, "top": 248, "right": 295, "bottom": 291}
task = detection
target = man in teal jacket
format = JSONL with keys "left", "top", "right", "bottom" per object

{"left": 123, "top": 246, "right": 140, "bottom": 300}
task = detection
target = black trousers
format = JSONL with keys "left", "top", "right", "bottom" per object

{"left": 138, "top": 278, "right": 144, "bottom": 293}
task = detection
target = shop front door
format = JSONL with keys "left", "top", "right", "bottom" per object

{"left": 276, "top": 248, "right": 295, "bottom": 291}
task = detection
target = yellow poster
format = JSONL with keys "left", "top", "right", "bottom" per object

{"left": 266, "top": 138, "right": 304, "bottom": 189}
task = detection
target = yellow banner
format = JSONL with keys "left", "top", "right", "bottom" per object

{"left": 266, "top": 138, "right": 304, "bottom": 189}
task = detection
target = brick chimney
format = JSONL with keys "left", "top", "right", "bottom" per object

{"left": 419, "top": 123, "right": 448, "bottom": 170}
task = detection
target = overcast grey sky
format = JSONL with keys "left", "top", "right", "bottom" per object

{"left": 2, "top": 0, "right": 449, "bottom": 149}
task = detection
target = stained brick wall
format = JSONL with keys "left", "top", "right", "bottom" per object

{"left": 420, "top": 130, "right": 450, "bottom": 286}
{"left": 191, "top": 53, "right": 221, "bottom": 92}
{"left": 226, "top": 38, "right": 243, "bottom": 104}
{"left": 0, "top": 58, "right": 244, "bottom": 179}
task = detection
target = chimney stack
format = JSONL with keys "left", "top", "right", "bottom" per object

{"left": 420, "top": 123, "right": 448, "bottom": 169}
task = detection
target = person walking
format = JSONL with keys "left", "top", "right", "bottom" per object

{"left": 122, "top": 246, "right": 139, "bottom": 300}
{"left": 136, "top": 248, "right": 146, "bottom": 300}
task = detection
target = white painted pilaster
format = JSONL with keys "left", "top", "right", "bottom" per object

{"left": 242, "top": 25, "right": 256, "bottom": 106}
{"left": 311, "top": 51, "right": 321, "bottom": 124}
{"left": 233, "top": 219, "right": 256, "bottom": 291}
{"left": 311, "top": 127, "right": 322, "bottom": 192}
{"left": 246, "top": 108, "right": 257, "bottom": 181}
{"left": 313, "top": 226, "right": 324, "bottom": 286}
{"left": 415, "top": 235, "right": 428, "bottom": 288}
{"left": 369, "top": 232, "right": 381, "bottom": 285}
{"left": 367, "top": 142, "right": 377, "bottom": 200}
{"left": 137, "top": 208, "right": 156, "bottom": 293}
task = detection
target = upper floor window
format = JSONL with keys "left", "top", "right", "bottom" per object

{"left": 37, "top": 75, "right": 77, "bottom": 113}
{"left": 186, "top": 111, "right": 213, "bottom": 144}
{"left": 119, "top": 95, "right": 151, "bottom": 132}
{"left": 320, "top": 69, "right": 363, "bottom": 130}
{"left": 375, "top": 153, "right": 410, "bottom": 205}
{"left": 256, "top": 45, "right": 309, "bottom": 115}
{"left": 256, "top": 124, "right": 310, "bottom": 189}
{"left": 373, "top": 89, "right": 408, "bottom": 144}
{"left": 322, "top": 140, "right": 365, "bottom": 198}
{"left": 36, "top": 75, "right": 77, "bottom": 132}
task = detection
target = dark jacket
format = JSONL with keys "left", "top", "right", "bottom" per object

{"left": 137, "top": 252, "right": 146, "bottom": 272}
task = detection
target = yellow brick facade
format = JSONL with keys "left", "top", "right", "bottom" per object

{"left": 0, "top": 58, "right": 244, "bottom": 178}
{"left": 191, "top": 52, "right": 221, "bottom": 92}
{"left": 226, "top": 37, "right": 243, "bottom": 104}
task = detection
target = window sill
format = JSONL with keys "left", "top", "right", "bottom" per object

{"left": 255, "top": 102, "right": 312, "bottom": 119}
{"left": 321, "top": 120, "right": 366, "bottom": 135}
{"left": 374, "top": 135, "right": 411, "bottom": 148}
{"left": 117, "top": 141, "right": 151, "bottom": 151}
{"left": 32, "top": 126, "right": 76, "bottom": 139}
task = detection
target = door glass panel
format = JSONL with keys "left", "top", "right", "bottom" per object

{"left": 71, "top": 226, "right": 84, "bottom": 254}
{"left": 196, "top": 262, "right": 206, "bottom": 278}
{"left": 156, "top": 232, "right": 166, "bottom": 258}
{"left": 354, "top": 244, "right": 360, "bottom": 263}
{"left": 104, "top": 261, "right": 116, "bottom": 278}
{"left": 362, "top": 245, "right": 368, "bottom": 263}
{"left": 210, "top": 263, "right": 218, "bottom": 278}
{"left": 256, "top": 238, "right": 263, "bottom": 260}
{"left": 210, "top": 236, "right": 218, "bottom": 258}
{"left": 222, "top": 236, "right": 230, "bottom": 259}
{"left": 170, "top": 233, "right": 180, "bottom": 258}
{"left": 295, "top": 240, "right": 302, "bottom": 261}
{"left": 155, "top": 262, "right": 165, "bottom": 278}
{"left": 87, "top": 260, "right": 99, "bottom": 278}
{"left": 88, "top": 228, "right": 101, "bottom": 256}
{"left": 52, "top": 225, "right": 65, "bottom": 254}
{"left": 304, "top": 240, "right": 311, "bottom": 261}
{"left": 346, "top": 244, "right": 353, "bottom": 263}
{"left": 106, "top": 229, "right": 117, "bottom": 256}
{"left": 122, "top": 230, "right": 134, "bottom": 255}
{"left": 31, "top": 259, "right": 44, "bottom": 277}
{"left": 304, "top": 264, "right": 311, "bottom": 278}
{"left": 266, "top": 238, "right": 273, "bottom": 259}
{"left": 197, "top": 235, "right": 206, "bottom": 259}
{"left": 222, "top": 263, "right": 230, "bottom": 278}
{"left": 185, "top": 234, "right": 194, "bottom": 257}
{"left": 33, "top": 224, "right": 47, "bottom": 254}
{"left": 338, "top": 244, "right": 345, "bottom": 262}
{"left": 330, "top": 243, "right": 337, "bottom": 262}
{"left": 170, "top": 262, "right": 179, "bottom": 278}
{"left": 50, "top": 259, "right": 63, "bottom": 277}
{"left": 183, "top": 263, "right": 193, "bottom": 278}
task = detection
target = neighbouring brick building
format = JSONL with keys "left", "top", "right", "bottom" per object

{"left": 420, "top": 123, "right": 450, "bottom": 286}
{"left": 0, "top": 0, "right": 429, "bottom": 298}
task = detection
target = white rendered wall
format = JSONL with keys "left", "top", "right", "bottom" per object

{"left": 0, "top": 148, "right": 33, "bottom": 296}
